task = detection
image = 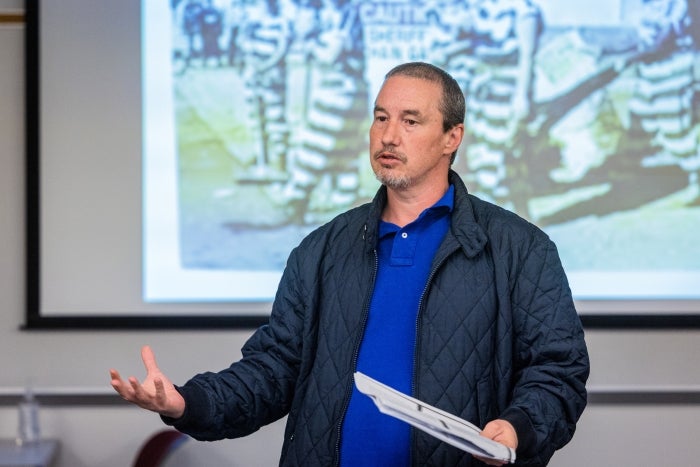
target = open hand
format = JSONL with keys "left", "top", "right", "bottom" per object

{"left": 109, "top": 345, "right": 185, "bottom": 419}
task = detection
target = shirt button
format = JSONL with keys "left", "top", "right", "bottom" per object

{"left": 401, "top": 232, "right": 408, "bottom": 239}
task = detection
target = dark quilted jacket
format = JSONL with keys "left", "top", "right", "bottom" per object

{"left": 169, "top": 170, "right": 589, "bottom": 466}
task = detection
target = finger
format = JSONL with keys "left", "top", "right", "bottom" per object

{"left": 129, "top": 376, "right": 157, "bottom": 407}
{"left": 110, "top": 370, "right": 130, "bottom": 392}
{"left": 153, "top": 377, "right": 166, "bottom": 405}
{"left": 480, "top": 424, "right": 495, "bottom": 439}
{"left": 109, "top": 369, "right": 122, "bottom": 383}
{"left": 128, "top": 376, "right": 145, "bottom": 397}
{"left": 128, "top": 375, "right": 146, "bottom": 390}
{"left": 473, "top": 456, "right": 502, "bottom": 467}
{"left": 111, "top": 376, "right": 138, "bottom": 402}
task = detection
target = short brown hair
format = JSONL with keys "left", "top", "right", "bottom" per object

{"left": 384, "top": 61, "right": 465, "bottom": 133}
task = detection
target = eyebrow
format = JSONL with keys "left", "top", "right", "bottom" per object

{"left": 373, "top": 105, "right": 423, "bottom": 119}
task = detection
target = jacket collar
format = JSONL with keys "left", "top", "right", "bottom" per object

{"left": 447, "top": 170, "right": 488, "bottom": 258}
{"left": 363, "top": 170, "right": 487, "bottom": 258}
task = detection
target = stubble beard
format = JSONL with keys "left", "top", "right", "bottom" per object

{"left": 372, "top": 148, "right": 411, "bottom": 190}
{"left": 375, "top": 171, "right": 412, "bottom": 190}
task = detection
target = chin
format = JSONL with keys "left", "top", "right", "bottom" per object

{"left": 375, "top": 171, "right": 411, "bottom": 190}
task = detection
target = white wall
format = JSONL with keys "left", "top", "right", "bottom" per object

{"left": 1, "top": 3, "right": 699, "bottom": 466}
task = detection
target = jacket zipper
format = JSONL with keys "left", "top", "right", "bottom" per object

{"left": 410, "top": 244, "right": 453, "bottom": 467}
{"left": 411, "top": 259, "right": 443, "bottom": 395}
{"left": 333, "top": 241, "right": 378, "bottom": 466}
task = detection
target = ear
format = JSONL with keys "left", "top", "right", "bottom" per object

{"left": 444, "top": 123, "right": 464, "bottom": 156}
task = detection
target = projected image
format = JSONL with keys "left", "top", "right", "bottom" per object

{"left": 168, "top": 0, "right": 372, "bottom": 269}
{"left": 144, "top": 0, "right": 700, "bottom": 305}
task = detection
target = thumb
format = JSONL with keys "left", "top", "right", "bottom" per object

{"left": 481, "top": 419, "right": 518, "bottom": 450}
{"left": 141, "top": 345, "right": 160, "bottom": 374}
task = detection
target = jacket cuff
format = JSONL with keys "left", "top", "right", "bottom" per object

{"left": 499, "top": 406, "right": 538, "bottom": 457}
{"left": 160, "top": 383, "right": 211, "bottom": 430}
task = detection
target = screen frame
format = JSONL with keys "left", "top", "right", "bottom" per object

{"left": 23, "top": 0, "right": 700, "bottom": 330}
{"left": 23, "top": 0, "right": 272, "bottom": 330}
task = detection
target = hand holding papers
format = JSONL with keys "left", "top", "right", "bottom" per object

{"left": 354, "top": 372, "right": 516, "bottom": 464}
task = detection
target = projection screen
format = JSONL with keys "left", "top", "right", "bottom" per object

{"left": 26, "top": 0, "right": 700, "bottom": 328}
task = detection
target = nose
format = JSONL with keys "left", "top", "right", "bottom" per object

{"left": 380, "top": 120, "right": 400, "bottom": 147}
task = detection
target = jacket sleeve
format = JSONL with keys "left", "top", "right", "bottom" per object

{"left": 500, "top": 233, "right": 590, "bottom": 465}
{"left": 162, "top": 245, "right": 309, "bottom": 441}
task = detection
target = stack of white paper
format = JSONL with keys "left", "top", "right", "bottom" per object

{"left": 354, "top": 372, "right": 516, "bottom": 464}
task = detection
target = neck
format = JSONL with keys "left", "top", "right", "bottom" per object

{"left": 382, "top": 181, "right": 449, "bottom": 227}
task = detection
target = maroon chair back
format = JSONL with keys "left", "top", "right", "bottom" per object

{"left": 133, "top": 429, "right": 189, "bottom": 467}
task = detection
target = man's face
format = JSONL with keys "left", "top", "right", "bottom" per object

{"left": 369, "top": 75, "right": 462, "bottom": 191}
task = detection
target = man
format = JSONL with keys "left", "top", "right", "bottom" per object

{"left": 181, "top": 0, "right": 204, "bottom": 67}
{"left": 111, "top": 62, "right": 589, "bottom": 466}
{"left": 199, "top": 0, "right": 224, "bottom": 67}
{"left": 629, "top": 0, "right": 698, "bottom": 195}
{"left": 276, "top": 0, "right": 368, "bottom": 223}
{"left": 460, "top": 0, "right": 543, "bottom": 208}
{"left": 238, "top": 0, "right": 291, "bottom": 181}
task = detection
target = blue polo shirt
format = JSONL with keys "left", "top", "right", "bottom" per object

{"left": 340, "top": 185, "right": 454, "bottom": 466}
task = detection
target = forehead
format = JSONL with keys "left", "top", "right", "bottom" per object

{"left": 375, "top": 76, "right": 443, "bottom": 114}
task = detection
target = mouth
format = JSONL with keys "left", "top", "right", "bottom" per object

{"left": 374, "top": 149, "right": 405, "bottom": 164}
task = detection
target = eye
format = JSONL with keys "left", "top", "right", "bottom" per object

{"left": 374, "top": 115, "right": 388, "bottom": 122}
{"left": 405, "top": 119, "right": 417, "bottom": 126}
